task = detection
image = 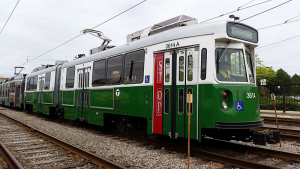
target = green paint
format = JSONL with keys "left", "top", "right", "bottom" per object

{"left": 198, "top": 84, "right": 259, "bottom": 142}
{"left": 62, "top": 91, "right": 75, "bottom": 105}
{"left": 90, "top": 89, "right": 114, "bottom": 108}
{"left": 43, "top": 91, "right": 53, "bottom": 104}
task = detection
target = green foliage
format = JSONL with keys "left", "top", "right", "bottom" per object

{"left": 274, "top": 69, "right": 291, "bottom": 84}
{"left": 291, "top": 74, "right": 300, "bottom": 84}
{"left": 255, "top": 55, "right": 276, "bottom": 85}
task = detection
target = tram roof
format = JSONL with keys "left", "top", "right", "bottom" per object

{"left": 26, "top": 65, "right": 58, "bottom": 78}
{"left": 61, "top": 20, "right": 257, "bottom": 69}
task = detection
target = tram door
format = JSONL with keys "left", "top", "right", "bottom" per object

{"left": 76, "top": 68, "right": 90, "bottom": 121}
{"left": 38, "top": 77, "right": 45, "bottom": 112}
{"left": 154, "top": 47, "right": 198, "bottom": 139}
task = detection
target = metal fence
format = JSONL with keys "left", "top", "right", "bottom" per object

{"left": 258, "top": 84, "right": 300, "bottom": 112}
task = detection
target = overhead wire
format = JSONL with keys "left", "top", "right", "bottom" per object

{"left": 258, "top": 19, "right": 300, "bottom": 30}
{"left": 237, "top": 0, "right": 254, "bottom": 10}
{"left": 0, "top": 0, "right": 20, "bottom": 35}
{"left": 2, "top": 0, "right": 147, "bottom": 76}
{"left": 285, "top": 14, "right": 300, "bottom": 23}
{"left": 199, "top": 0, "right": 272, "bottom": 23}
{"left": 256, "top": 34, "right": 300, "bottom": 49}
{"left": 238, "top": 0, "right": 291, "bottom": 22}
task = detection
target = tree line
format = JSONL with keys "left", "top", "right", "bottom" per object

{"left": 256, "top": 55, "right": 300, "bottom": 85}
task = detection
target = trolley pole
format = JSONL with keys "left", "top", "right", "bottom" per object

{"left": 272, "top": 92, "right": 281, "bottom": 147}
{"left": 187, "top": 92, "right": 191, "bottom": 169}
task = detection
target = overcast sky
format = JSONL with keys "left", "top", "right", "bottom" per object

{"left": 0, "top": 0, "right": 299, "bottom": 78}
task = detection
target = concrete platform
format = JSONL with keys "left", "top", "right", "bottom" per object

{"left": 260, "top": 110, "right": 300, "bottom": 118}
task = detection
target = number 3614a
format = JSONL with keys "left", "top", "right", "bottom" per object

{"left": 246, "top": 92, "right": 256, "bottom": 98}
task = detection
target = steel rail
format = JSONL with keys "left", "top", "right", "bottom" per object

{"left": 202, "top": 138, "right": 300, "bottom": 162}
{"left": 0, "top": 112, "right": 125, "bottom": 169}
{"left": 258, "top": 126, "right": 300, "bottom": 135}
{"left": 107, "top": 130, "right": 279, "bottom": 169}
{"left": 0, "top": 141, "right": 23, "bottom": 169}
{"left": 263, "top": 116, "right": 300, "bottom": 123}
{"left": 280, "top": 133, "right": 300, "bottom": 141}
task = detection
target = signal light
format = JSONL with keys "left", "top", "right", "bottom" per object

{"left": 222, "top": 91, "right": 228, "bottom": 100}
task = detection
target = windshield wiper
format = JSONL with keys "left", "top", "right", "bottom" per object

{"left": 218, "top": 41, "right": 231, "bottom": 63}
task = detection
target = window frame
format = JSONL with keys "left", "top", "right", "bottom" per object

{"left": 92, "top": 59, "right": 107, "bottom": 87}
{"left": 26, "top": 78, "right": 31, "bottom": 91}
{"left": 44, "top": 73, "right": 51, "bottom": 90}
{"left": 107, "top": 55, "right": 123, "bottom": 85}
{"left": 201, "top": 48, "right": 207, "bottom": 80}
{"left": 215, "top": 47, "right": 248, "bottom": 84}
{"left": 66, "top": 67, "right": 75, "bottom": 89}
{"left": 245, "top": 51, "right": 255, "bottom": 84}
{"left": 124, "top": 50, "right": 145, "bottom": 84}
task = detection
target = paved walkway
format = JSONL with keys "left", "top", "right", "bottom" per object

{"left": 261, "top": 110, "right": 300, "bottom": 118}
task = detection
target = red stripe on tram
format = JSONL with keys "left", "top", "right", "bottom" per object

{"left": 153, "top": 53, "right": 163, "bottom": 134}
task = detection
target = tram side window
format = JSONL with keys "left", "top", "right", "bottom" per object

{"left": 66, "top": 67, "right": 75, "bottom": 88}
{"left": 26, "top": 78, "right": 31, "bottom": 90}
{"left": 124, "top": 50, "right": 144, "bottom": 84}
{"left": 179, "top": 56, "right": 184, "bottom": 82}
{"left": 30, "top": 76, "right": 38, "bottom": 90}
{"left": 178, "top": 88, "right": 184, "bottom": 115}
{"left": 164, "top": 88, "right": 170, "bottom": 114}
{"left": 165, "top": 58, "right": 170, "bottom": 82}
{"left": 107, "top": 56, "right": 122, "bottom": 85}
{"left": 44, "top": 73, "right": 51, "bottom": 90}
{"left": 92, "top": 59, "right": 106, "bottom": 86}
{"left": 187, "top": 53, "right": 193, "bottom": 81}
{"left": 85, "top": 72, "right": 89, "bottom": 87}
{"left": 201, "top": 48, "right": 207, "bottom": 80}
{"left": 246, "top": 52, "right": 255, "bottom": 83}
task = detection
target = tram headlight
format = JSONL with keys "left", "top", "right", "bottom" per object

{"left": 222, "top": 101, "right": 228, "bottom": 110}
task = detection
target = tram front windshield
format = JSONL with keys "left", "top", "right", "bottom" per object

{"left": 216, "top": 48, "right": 252, "bottom": 83}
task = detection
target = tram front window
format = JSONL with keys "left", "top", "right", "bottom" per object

{"left": 216, "top": 48, "right": 247, "bottom": 82}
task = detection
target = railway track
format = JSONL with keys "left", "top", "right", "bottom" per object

{"left": 0, "top": 112, "right": 125, "bottom": 169}
{"left": 105, "top": 129, "right": 300, "bottom": 169}
{"left": 258, "top": 116, "right": 300, "bottom": 142}
{"left": 1, "top": 108, "right": 300, "bottom": 169}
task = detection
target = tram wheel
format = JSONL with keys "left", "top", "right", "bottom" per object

{"left": 146, "top": 123, "right": 158, "bottom": 139}
{"left": 147, "top": 133, "right": 158, "bottom": 139}
{"left": 116, "top": 118, "right": 126, "bottom": 132}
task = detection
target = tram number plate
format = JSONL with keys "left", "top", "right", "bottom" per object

{"left": 246, "top": 92, "right": 256, "bottom": 98}
{"left": 165, "top": 42, "right": 180, "bottom": 49}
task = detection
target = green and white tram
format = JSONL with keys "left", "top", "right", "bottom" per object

{"left": 23, "top": 15, "right": 278, "bottom": 145}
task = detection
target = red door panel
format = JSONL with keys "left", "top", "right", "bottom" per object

{"left": 153, "top": 53, "right": 164, "bottom": 134}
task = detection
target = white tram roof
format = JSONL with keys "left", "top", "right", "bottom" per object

{"left": 61, "top": 20, "right": 258, "bottom": 69}
{"left": 25, "top": 20, "right": 258, "bottom": 77}
{"left": 26, "top": 65, "right": 58, "bottom": 78}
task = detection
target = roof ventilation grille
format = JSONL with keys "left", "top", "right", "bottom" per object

{"left": 126, "top": 15, "right": 198, "bottom": 43}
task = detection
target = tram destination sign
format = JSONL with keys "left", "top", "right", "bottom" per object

{"left": 227, "top": 23, "right": 258, "bottom": 43}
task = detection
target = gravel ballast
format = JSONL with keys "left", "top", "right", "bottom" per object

{"left": 3, "top": 107, "right": 300, "bottom": 168}
{"left": 0, "top": 107, "right": 215, "bottom": 168}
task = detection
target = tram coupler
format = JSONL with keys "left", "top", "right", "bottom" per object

{"left": 253, "top": 130, "right": 280, "bottom": 145}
